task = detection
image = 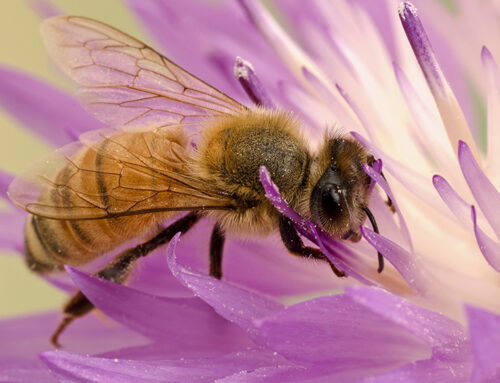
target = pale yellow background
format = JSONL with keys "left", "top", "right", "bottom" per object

{"left": 0, "top": 1, "right": 147, "bottom": 318}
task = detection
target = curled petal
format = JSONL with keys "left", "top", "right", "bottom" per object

{"left": 165, "top": 232, "right": 284, "bottom": 337}
{"left": 471, "top": 206, "right": 500, "bottom": 272}
{"left": 360, "top": 227, "right": 422, "bottom": 293}
{"left": 432, "top": 175, "right": 471, "bottom": 228}
{"left": 362, "top": 162, "right": 413, "bottom": 252}
{"left": 259, "top": 166, "right": 366, "bottom": 280}
{"left": 398, "top": 2, "right": 478, "bottom": 158}
{"left": 459, "top": 140, "right": 500, "bottom": 238}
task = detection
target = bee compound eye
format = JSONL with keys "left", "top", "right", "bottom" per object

{"left": 321, "top": 184, "right": 343, "bottom": 221}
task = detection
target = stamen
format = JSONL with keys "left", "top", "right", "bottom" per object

{"left": 362, "top": 207, "right": 384, "bottom": 273}
{"left": 398, "top": 2, "right": 479, "bottom": 159}
{"left": 233, "top": 57, "right": 275, "bottom": 108}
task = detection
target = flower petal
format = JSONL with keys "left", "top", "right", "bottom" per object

{"left": 352, "top": 131, "right": 446, "bottom": 214}
{"left": 471, "top": 206, "right": 500, "bottom": 272}
{"left": 41, "top": 349, "right": 285, "bottom": 383}
{"left": 360, "top": 227, "right": 425, "bottom": 294}
{"left": 482, "top": 46, "right": 500, "bottom": 175}
{"left": 0, "top": 169, "right": 14, "bottom": 203}
{"left": 0, "top": 211, "right": 26, "bottom": 254}
{"left": 398, "top": 2, "right": 478, "bottom": 158}
{"left": 362, "top": 357, "right": 471, "bottom": 383}
{"left": 0, "top": 66, "right": 103, "bottom": 146}
{"left": 466, "top": 305, "right": 500, "bottom": 382}
{"left": 0, "top": 312, "right": 146, "bottom": 357}
{"left": 166, "top": 233, "right": 284, "bottom": 336}
{"left": 66, "top": 266, "right": 252, "bottom": 352}
{"left": 28, "top": 0, "right": 60, "bottom": 18}
{"left": 234, "top": 57, "right": 275, "bottom": 108}
{"left": 135, "top": 217, "right": 341, "bottom": 299}
{"left": 459, "top": 140, "right": 500, "bottom": 238}
{"left": 346, "top": 287, "right": 468, "bottom": 355}
{"left": 393, "top": 62, "right": 455, "bottom": 169}
{"left": 258, "top": 166, "right": 365, "bottom": 281}
{"left": 432, "top": 175, "right": 472, "bottom": 228}
{"left": 253, "top": 289, "right": 430, "bottom": 366}
{"left": 125, "top": 0, "right": 242, "bottom": 97}
{"left": 362, "top": 162, "right": 413, "bottom": 252}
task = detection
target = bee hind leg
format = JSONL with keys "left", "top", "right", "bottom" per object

{"left": 278, "top": 215, "right": 345, "bottom": 278}
{"left": 51, "top": 212, "right": 200, "bottom": 348}
{"left": 209, "top": 222, "right": 226, "bottom": 279}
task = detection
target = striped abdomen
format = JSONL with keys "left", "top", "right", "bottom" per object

{"left": 24, "top": 129, "right": 194, "bottom": 273}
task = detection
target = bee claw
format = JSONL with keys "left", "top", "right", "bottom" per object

{"left": 51, "top": 315, "right": 74, "bottom": 348}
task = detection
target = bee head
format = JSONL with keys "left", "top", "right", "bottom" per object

{"left": 309, "top": 136, "right": 374, "bottom": 241}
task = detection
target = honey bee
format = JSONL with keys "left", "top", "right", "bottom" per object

{"left": 8, "top": 16, "right": 387, "bottom": 346}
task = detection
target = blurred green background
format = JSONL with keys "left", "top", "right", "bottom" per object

{"left": 0, "top": 1, "right": 146, "bottom": 318}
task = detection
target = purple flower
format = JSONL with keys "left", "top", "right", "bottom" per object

{"left": 2, "top": 0, "right": 500, "bottom": 381}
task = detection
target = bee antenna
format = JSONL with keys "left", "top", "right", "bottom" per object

{"left": 362, "top": 207, "right": 384, "bottom": 273}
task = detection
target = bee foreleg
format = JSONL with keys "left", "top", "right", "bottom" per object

{"left": 51, "top": 212, "right": 200, "bottom": 347}
{"left": 209, "top": 222, "right": 225, "bottom": 279}
{"left": 380, "top": 171, "right": 395, "bottom": 213}
{"left": 278, "top": 215, "right": 345, "bottom": 278}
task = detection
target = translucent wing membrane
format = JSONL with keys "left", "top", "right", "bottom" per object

{"left": 8, "top": 16, "right": 249, "bottom": 220}
{"left": 41, "top": 16, "right": 246, "bottom": 132}
{"left": 8, "top": 128, "right": 236, "bottom": 220}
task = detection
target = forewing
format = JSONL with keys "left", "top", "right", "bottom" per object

{"left": 8, "top": 128, "right": 235, "bottom": 220}
{"left": 41, "top": 16, "right": 246, "bottom": 133}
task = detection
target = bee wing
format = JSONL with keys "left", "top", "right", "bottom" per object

{"left": 8, "top": 128, "right": 236, "bottom": 220}
{"left": 41, "top": 16, "right": 246, "bottom": 132}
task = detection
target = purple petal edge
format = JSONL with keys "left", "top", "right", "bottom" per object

{"left": 459, "top": 140, "right": 500, "bottom": 239}
{"left": 165, "top": 232, "right": 284, "bottom": 338}
{"left": 65, "top": 265, "right": 251, "bottom": 352}
{"left": 432, "top": 174, "right": 471, "bottom": 227}
{"left": 258, "top": 166, "right": 363, "bottom": 279}
{"left": 362, "top": 162, "right": 414, "bottom": 252}
{"left": 470, "top": 206, "right": 500, "bottom": 272}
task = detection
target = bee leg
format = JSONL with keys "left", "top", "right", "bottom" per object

{"left": 51, "top": 212, "right": 200, "bottom": 347}
{"left": 278, "top": 215, "right": 345, "bottom": 278}
{"left": 209, "top": 222, "right": 226, "bottom": 279}
{"left": 380, "top": 171, "right": 395, "bottom": 213}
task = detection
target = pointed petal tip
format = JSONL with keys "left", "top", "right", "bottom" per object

{"left": 165, "top": 231, "right": 182, "bottom": 271}
{"left": 481, "top": 46, "right": 493, "bottom": 62}
{"left": 457, "top": 139, "right": 469, "bottom": 157}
